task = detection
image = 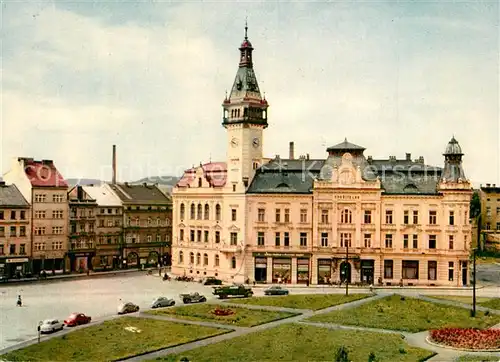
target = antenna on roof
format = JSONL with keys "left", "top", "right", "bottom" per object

{"left": 209, "top": 153, "right": 212, "bottom": 163}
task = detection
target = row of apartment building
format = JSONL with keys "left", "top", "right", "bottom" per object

{"left": 0, "top": 157, "right": 172, "bottom": 279}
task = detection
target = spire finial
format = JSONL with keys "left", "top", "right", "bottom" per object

{"left": 344, "top": 137, "right": 348, "bottom": 142}
{"left": 244, "top": 17, "right": 248, "bottom": 40}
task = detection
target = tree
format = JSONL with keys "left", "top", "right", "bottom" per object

{"left": 470, "top": 190, "right": 480, "bottom": 218}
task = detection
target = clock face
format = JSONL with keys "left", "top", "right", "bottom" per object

{"left": 231, "top": 138, "right": 239, "bottom": 147}
{"left": 252, "top": 137, "right": 260, "bottom": 148}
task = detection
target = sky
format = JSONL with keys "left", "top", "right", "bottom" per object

{"left": 1, "top": 1, "right": 499, "bottom": 185}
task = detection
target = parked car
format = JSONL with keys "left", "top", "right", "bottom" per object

{"left": 180, "top": 292, "right": 207, "bottom": 304}
{"left": 264, "top": 286, "right": 289, "bottom": 296}
{"left": 213, "top": 284, "right": 253, "bottom": 299}
{"left": 40, "top": 319, "right": 64, "bottom": 334}
{"left": 203, "top": 277, "right": 223, "bottom": 286}
{"left": 117, "top": 302, "right": 140, "bottom": 315}
{"left": 64, "top": 312, "right": 91, "bottom": 326}
{"left": 151, "top": 297, "right": 175, "bottom": 308}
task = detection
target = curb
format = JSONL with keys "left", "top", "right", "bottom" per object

{"left": 425, "top": 336, "right": 500, "bottom": 352}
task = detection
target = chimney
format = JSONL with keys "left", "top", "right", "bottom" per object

{"left": 289, "top": 142, "right": 295, "bottom": 160}
{"left": 112, "top": 145, "right": 117, "bottom": 184}
{"left": 418, "top": 156, "right": 424, "bottom": 164}
{"left": 367, "top": 156, "right": 373, "bottom": 163}
{"left": 306, "top": 153, "right": 310, "bottom": 160}
{"left": 486, "top": 183, "right": 491, "bottom": 187}
{"left": 406, "top": 153, "right": 411, "bottom": 161}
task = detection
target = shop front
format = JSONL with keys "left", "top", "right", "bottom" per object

{"left": 317, "top": 259, "right": 332, "bottom": 285}
{"left": 1, "top": 257, "right": 30, "bottom": 279}
{"left": 360, "top": 260, "right": 375, "bottom": 285}
{"left": 68, "top": 252, "right": 95, "bottom": 272}
{"left": 297, "top": 258, "right": 310, "bottom": 284}
{"left": 32, "top": 257, "right": 65, "bottom": 275}
{"left": 127, "top": 252, "right": 139, "bottom": 268}
{"left": 272, "top": 258, "right": 291, "bottom": 283}
{"left": 254, "top": 257, "right": 267, "bottom": 282}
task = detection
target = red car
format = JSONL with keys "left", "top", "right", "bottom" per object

{"left": 64, "top": 313, "right": 91, "bottom": 327}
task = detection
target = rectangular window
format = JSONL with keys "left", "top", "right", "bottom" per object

{"left": 412, "top": 234, "right": 418, "bottom": 249}
{"left": 448, "top": 261, "right": 454, "bottom": 281}
{"left": 364, "top": 210, "right": 372, "bottom": 224}
{"left": 34, "top": 194, "right": 46, "bottom": 203}
{"left": 364, "top": 233, "right": 371, "bottom": 248}
{"left": 321, "top": 232, "right": 328, "bottom": 247}
{"left": 34, "top": 227, "right": 45, "bottom": 235}
{"left": 52, "top": 226, "right": 63, "bottom": 235}
{"left": 107, "top": 220, "right": 113, "bottom": 227}
{"left": 53, "top": 194, "right": 64, "bottom": 202}
{"left": 300, "top": 209, "right": 307, "bottom": 223}
{"left": 402, "top": 260, "right": 419, "bottom": 279}
{"left": 215, "top": 231, "right": 220, "bottom": 243}
{"left": 257, "top": 232, "right": 265, "bottom": 246}
{"left": 385, "top": 210, "right": 393, "bottom": 224}
{"left": 429, "top": 210, "right": 437, "bottom": 225}
{"left": 464, "top": 211, "right": 468, "bottom": 224}
{"left": 299, "top": 232, "right": 307, "bottom": 246}
{"left": 448, "top": 235, "right": 454, "bottom": 250}
{"left": 231, "top": 209, "right": 237, "bottom": 221}
{"left": 19, "top": 226, "right": 26, "bottom": 237}
{"left": 9, "top": 244, "right": 15, "bottom": 255}
{"left": 403, "top": 210, "right": 409, "bottom": 225}
{"left": 385, "top": 234, "right": 393, "bottom": 248}
{"left": 35, "top": 210, "right": 46, "bottom": 219}
{"left": 429, "top": 235, "right": 437, "bottom": 249}
{"left": 190, "top": 230, "right": 195, "bottom": 242}
{"left": 284, "top": 208, "right": 290, "bottom": 222}
{"left": 449, "top": 211, "right": 455, "bottom": 225}
{"left": 0, "top": 211, "right": 3, "bottom": 220}
{"left": 257, "top": 208, "right": 265, "bottom": 222}
{"left": 20, "top": 211, "right": 26, "bottom": 220}
{"left": 20, "top": 244, "right": 26, "bottom": 255}
{"left": 384, "top": 260, "right": 393, "bottom": 279}
{"left": 413, "top": 210, "right": 419, "bottom": 224}
{"left": 284, "top": 232, "right": 290, "bottom": 247}
{"left": 340, "top": 232, "right": 352, "bottom": 248}
{"left": 179, "top": 229, "right": 184, "bottom": 241}
{"left": 147, "top": 234, "right": 152, "bottom": 242}
{"left": 0, "top": 245, "right": 3, "bottom": 254}
{"left": 275, "top": 232, "right": 280, "bottom": 246}
{"left": 496, "top": 222, "right": 500, "bottom": 231}
{"left": 0, "top": 226, "right": 4, "bottom": 236}
{"left": 197, "top": 230, "right": 201, "bottom": 242}
{"left": 428, "top": 261, "right": 437, "bottom": 280}
{"left": 403, "top": 234, "right": 409, "bottom": 249}
{"left": 10, "top": 211, "right": 16, "bottom": 220}
{"left": 230, "top": 232, "right": 238, "bottom": 245}
{"left": 10, "top": 226, "right": 16, "bottom": 237}
{"left": 204, "top": 230, "right": 209, "bottom": 243}
{"left": 275, "top": 209, "right": 281, "bottom": 222}
{"left": 321, "top": 209, "right": 329, "bottom": 224}
{"left": 486, "top": 206, "right": 491, "bottom": 217}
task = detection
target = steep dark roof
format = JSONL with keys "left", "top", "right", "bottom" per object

{"left": 109, "top": 183, "right": 171, "bottom": 205}
{"left": 0, "top": 183, "right": 29, "bottom": 207}
{"left": 326, "top": 138, "right": 366, "bottom": 152}
{"left": 480, "top": 186, "right": 500, "bottom": 194}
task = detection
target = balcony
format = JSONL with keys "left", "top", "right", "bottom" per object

{"left": 216, "top": 243, "right": 243, "bottom": 253}
{"left": 381, "top": 224, "right": 397, "bottom": 230}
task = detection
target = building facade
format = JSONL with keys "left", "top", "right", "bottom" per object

{"left": 3, "top": 158, "right": 69, "bottom": 274}
{"left": 83, "top": 184, "right": 124, "bottom": 271}
{"left": 171, "top": 27, "right": 473, "bottom": 286}
{"left": 68, "top": 186, "right": 98, "bottom": 272}
{"left": 478, "top": 184, "right": 500, "bottom": 250}
{"left": 0, "top": 181, "right": 31, "bottom": 278}
{"left": 108, "top": 183, "right": 172, "bottom": 268}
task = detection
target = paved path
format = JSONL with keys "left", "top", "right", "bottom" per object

{"left": 134, "top": 312, "right": 249, "bottom": 332}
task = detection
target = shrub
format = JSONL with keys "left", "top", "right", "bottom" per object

{"left": 429, "top": 328, "right": 500, "bottom": 350}
{"left": 368, "top": 352, "right": 376, "bottom": 362}
{"left": 334, "top": 345, "right": 349, "bottom": 362}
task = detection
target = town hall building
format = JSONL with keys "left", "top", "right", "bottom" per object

{"left": 171, "top": 25, "right": 473, "bottom": 286}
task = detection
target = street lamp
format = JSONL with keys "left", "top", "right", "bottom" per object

{"left": 345, "top": 243, "right": 349, "bottom": 296}
{"left": 471, "top": 248, "right": 477, "bottom": 317}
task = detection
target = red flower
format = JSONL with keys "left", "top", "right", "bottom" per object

{"left": 430, "top": 328, "right": 500, "bottom": 350}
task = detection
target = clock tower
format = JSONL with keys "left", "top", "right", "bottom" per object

{"left": 222, "top": 22, "right": 269, "bottom": 191}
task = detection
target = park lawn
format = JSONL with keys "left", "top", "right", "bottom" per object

{"left": 227, "top": 293, "right": 370, "bottom": 310}
{"left": 429, "top": 295, "right": 500, "bottom": 310}
{"left": 456, "top": 355, "right": 500, "bottom": 361}
{"left": 1, "top": 317, "right": 227, "bottom": 362}
{"left": 147, "top": 303, "right": 299, "bottom": 327}
{"left": 154, "top": 323, "right": 435, "bottom": 362}
{"left": 306, "top": 294, "right": 500, "bottom": 333}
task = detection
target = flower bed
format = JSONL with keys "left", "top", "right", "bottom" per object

{"left": 212, "top": 307, "right": 235, "bottom": 316}
{"left": 429, "top": 328, "right": 500, "bottom": 350}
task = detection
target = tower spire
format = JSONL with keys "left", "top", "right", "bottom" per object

{"left": 245, "top": 18, "right": 248, "bottom": 40}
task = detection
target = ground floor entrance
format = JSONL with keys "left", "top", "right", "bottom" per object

{"left": 0, "top": 257, "right": 31, "bottom": 279}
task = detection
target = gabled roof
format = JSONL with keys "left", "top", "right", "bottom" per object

{"left": 82, "top": 184, "right": 122, "bottom": 207}
{"left": 0, "top": 183, "right": 29, "bottom": 207}
{"left": 326, "top": 138, "right": 366, "bottom": 152}
{"left": 108, "top": 183, "right": 171, "bottom": 205}
{"left": 176, "top": 162, "right": 227, "bottom": 188}
{"left": 21, "top": 158, "right": 68, "bottom": 187}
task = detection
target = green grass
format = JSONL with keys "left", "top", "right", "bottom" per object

{"left": 153, "top": 323, "right": 435, "bottom": 362}
{"left": 307, "top": 294, "right": 500, "bottom": 333}
{"left": 429, "top": 295, "right": 500, "bottom": 310}
{"left": 456, "top": 355, "right": 500, "bottom": 362}
{"left": 227, "top": 293, "right": 370, "bottom": 310}
{"left": 147, "top": 303, "right": 299, "bottom": 327}
{"left": 1, "top": 317, "right": 227, "bottom": 362}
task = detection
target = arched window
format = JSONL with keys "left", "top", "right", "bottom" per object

{"left": 147, "top": 217, "right": 152, "bottom": 225}
{"left": 196, "top": 253, "right": 201, "bottom": 265}
{"left": 204, "top": 204, "right": 210, "bottom": 220}
{"left": 135, "top": 217, "right": 140, "bottom": 226}
{"left": 215, "top": 204, "right": 221, "bottom": 221}
{"left": 180, "top": 203, "right": 185, "bottom": 219}
{"left": 231, "top": 256, "right": 236, "bottom": 269}
{"left": 189, "top": 252, "right": 194, "bottom": 264}
{"left": 198, "top": 178, "right": 202, "bottom": 187}
{"left": 215, "top": 254, "right": 220, "bottom": 267}
{"left": 341, "top": 209, "right": 352, "bottom": 224}
{"left": 197, "top": 204, "right": 202, "bottom": 220}
{"left": 190, "top": 204, "right": 195, "bottom": 219}
{"left": 179, "top": 251, "right": 184, "bottom": 264}
{"left": 203, "top": 253, "right": 208, "bottom": 266}
{"left": 156, "top": 217, "right": 161, "bottom": 226}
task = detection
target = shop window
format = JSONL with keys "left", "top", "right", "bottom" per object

{"left": 428, "top": 261, "right": 437, "bottom": 280}
{"left": 317, "top": 259, "right": 332, "bottom": 285}
{"left": 402, "top": 260, "right": 419, "bottom": 279}
{"left": 297, "top": 258, "right": 309, "bottom": 284}
{"left": 384, "top": 260, "right": 393, "bottom": 279}
{"left": 272, "top": 258, "right": 291, "bottom": 283}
